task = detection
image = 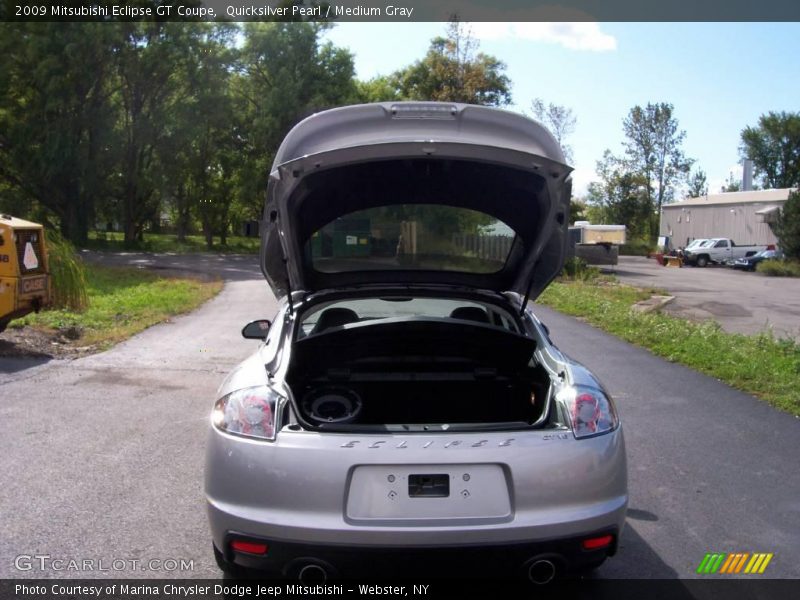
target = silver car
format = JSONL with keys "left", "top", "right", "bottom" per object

{"left": 205, "top": 102, "right": 627, "bottom": 584}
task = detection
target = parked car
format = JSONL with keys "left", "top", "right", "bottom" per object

{"left": 681, "top": 238, "right": 710, "bottom": 253}
{"left": 668, "top": 239, "right": 711, "bottom": 265}
{"left": 683, "top": 238, "right": 769, "bottom": 267}
{"left": 204, "top": 102, "right": 628, "bottom": 584}
{"left": 731, "top": 249, "right": 783, "bottom": 271}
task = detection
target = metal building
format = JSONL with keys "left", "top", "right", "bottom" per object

{"left": 660, "top": 188, "right": 793, "bottom": 248}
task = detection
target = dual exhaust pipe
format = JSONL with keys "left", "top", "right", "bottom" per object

{"left": 294, "top": 555, "right": 560, "bottom": 585}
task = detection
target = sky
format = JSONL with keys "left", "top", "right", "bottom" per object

{"left": 324, "top": 22, "right": 800, "bottom": 198}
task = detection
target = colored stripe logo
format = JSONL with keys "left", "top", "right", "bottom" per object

{"left": 696, "top": 552, "right": 773, "bottom": 574}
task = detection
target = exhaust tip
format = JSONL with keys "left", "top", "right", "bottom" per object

{"left": 527, "top": 559, "right": 557, "bottom": 585}
{"left": 298, "top": 563, "right": 328, "bottom": 583}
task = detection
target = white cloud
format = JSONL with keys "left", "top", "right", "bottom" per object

{"left": 569, "top": 166, "right": 596, "bottom": 198}
{"left": 471, "top": 22, "right": 617, "bottom": 52}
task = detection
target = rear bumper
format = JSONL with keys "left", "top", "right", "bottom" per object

{"left": 217, "top": 528, "right": 620, "bottom": 578}
{"left": 205, "top": 427, "right": 627, "bottom": 576}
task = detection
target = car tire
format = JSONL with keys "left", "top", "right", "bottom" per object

{"left": 696, "top": 256, "right": 708, "bottom": 268}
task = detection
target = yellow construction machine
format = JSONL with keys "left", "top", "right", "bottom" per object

{"left": 0, "top": 214, "right": 51, "bottom": 333}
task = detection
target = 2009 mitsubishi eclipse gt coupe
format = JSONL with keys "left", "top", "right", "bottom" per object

{"left": 205, "top": 102, "right": 627, "bottom": 583}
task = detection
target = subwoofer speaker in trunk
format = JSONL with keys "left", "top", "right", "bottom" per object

{"left": 302, "top": 387, "right": 362, "bottom": 424}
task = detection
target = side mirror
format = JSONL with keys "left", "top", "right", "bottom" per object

{"left": 242, "top": 319, "right": 271, "bottom": 340}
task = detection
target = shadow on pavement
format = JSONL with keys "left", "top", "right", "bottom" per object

{"left": 0, "top": 355, "right": 52, "bottom": 374}
{"left": 605, "top": 268, "right": 653, "bottom": 278}
{"left": 599, "top": 517, "right": 678, "bottom": 578}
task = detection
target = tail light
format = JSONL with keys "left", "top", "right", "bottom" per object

{"left": 212, "top": 385, "right": 283, "bottom": 441}
{"left": 230, "top": 540, "right": 268, "bottom": 555}
{"left": 582, "top": 534, "right": 614, "bottom": 550}
{"left": 557, "top": 386, "right": 619, "bottom": 439}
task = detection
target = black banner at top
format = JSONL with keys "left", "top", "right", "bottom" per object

{"left": 2, "top": 0, "right": 800, "bottom": 22}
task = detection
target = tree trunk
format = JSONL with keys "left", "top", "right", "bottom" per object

{"left": 63, "top": 184, "right": 89, "bottom": 245}
{"left": 205, "top": 226, "right": 213, "bottom": 250}
{"left": 123, "top": 183, "right": 138, "bottom": 246}
{"left": 175, "top": 185, "right": 190, "bottom": 242}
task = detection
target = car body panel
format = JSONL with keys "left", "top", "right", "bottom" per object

{"left": 260, "top": 102, "right": 572, "bottom": 304}
{"left": 206, "top": 426, "right": 627, "bottom": 547}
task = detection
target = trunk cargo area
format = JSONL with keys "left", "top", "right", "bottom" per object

{"left": 286, "top": 319, "right": 551, "bottom": 430}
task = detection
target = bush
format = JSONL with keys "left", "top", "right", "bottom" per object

{"left": 46, "top": 230, "right": 88, "bottom": 310}
{"left": 772, "top": 190, "right": 800, "bottom": 260}
{"left": 756, "top": 259, "right": 800, "bottom": 278}
{"left": 561, "top": 257, "right": 600, "bottom": 281}
{"left": 619, "top": 239, "right": 654, "bottom": 256}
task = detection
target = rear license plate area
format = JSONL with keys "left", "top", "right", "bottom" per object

{"left": 408, "top": 474, "right": 449, "bottom": 498}
{"left": 346, "top": 464, "right": 511, "bottom": 524}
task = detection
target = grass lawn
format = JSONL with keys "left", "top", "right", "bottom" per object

{"left": 15, "top": 265, "right": 223, "bottom": 348}
{"left": 538, "top": 279, "right": 800, "bottom": 417}
{"left": 84, "top": 231, "right": 260, "bottom": 254}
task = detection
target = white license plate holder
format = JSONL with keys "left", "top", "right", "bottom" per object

{"left": 346, "top": 464, "right": 511, "bottom": 524}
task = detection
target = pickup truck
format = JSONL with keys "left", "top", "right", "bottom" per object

{"left": 683, "top": 238, "right": 770, "bottom": 267}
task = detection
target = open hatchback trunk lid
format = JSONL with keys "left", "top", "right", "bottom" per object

{"left": 261, "top": 102, "right": 572, "bottom": 304}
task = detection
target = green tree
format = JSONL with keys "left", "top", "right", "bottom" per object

{"left": 356, "top": 76, "right": 401, "bottom": 103}
{"left": 160, "top": 23, "right": 239, "bottom": 247}
{"left": 687, "top": 168, "right": 708, "bottom": 197}
{"left": 530, "top": 98, "right": 576, "bottom": 163}
{"left": 721, "top": 171, "right": 741, "bottom": 193}
{"left": 569, "top": 199, "right": 587, "bottom": 224}
{"left": 236, "top": 22, "right": 358, "bottom": 217}
{"left": 621, "top": 102, "right": 694, "bottom": 233}
{"left": 740, "top": 111, "right": 800, "bottom": 188}
{"left": 111, "top": 23, "right": 204, "bottom": 244}
{"left": 587, "top": 151, "right": 652, "bottom": 237}
{"left": 772, "top": 190, "right": 800, "bottom": 259}
{"left": 392, "top": 21, "right": 511, "bottom": 106}
{"left": 0, "top": 23, "right": 119, "bottom": 243}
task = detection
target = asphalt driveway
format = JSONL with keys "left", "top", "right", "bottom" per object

{"left": 1, "top": 254, "right": 798, "bottom": 579}
{"left": 610, "top": 256, "right": 800, "bottom": 340}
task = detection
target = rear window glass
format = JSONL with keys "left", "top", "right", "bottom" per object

{"left": 305, "top": 205, "right": 517, "bottom": 274}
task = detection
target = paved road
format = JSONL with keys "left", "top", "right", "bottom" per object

{"left": 610, "top": 256, "right": 800, "bottom": 340}
{"left": 1, "top": 253, "right": 275, "bottom": 579}
{"left": 1, "top": 254, "right": 798, "bottom": 579}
